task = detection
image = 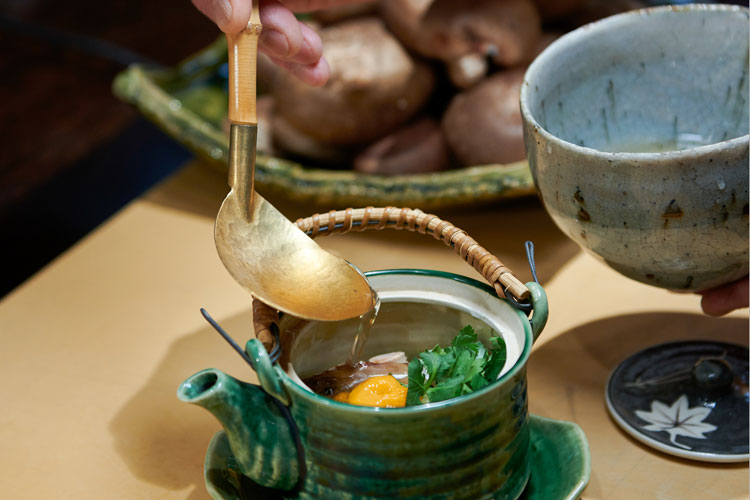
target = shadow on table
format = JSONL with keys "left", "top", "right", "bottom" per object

{"left": 143, "top": 161, "right": 228, "bottom": 220}
{"left": 528, "top": 311, "right": 749, "bottom": 499}
{"left": 109, "top": 309, "right": 260, "bottom": 500}
{"left": 144, "top": 162, "right": 581, "bottom": 286}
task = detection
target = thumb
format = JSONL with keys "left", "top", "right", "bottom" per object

{"left": 192, "top": 0, "right": 253, "bottom": 34}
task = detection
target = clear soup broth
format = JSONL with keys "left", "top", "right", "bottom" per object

{"left": 284, "top": 299, "right": 524, "bottom": 397}
{"left": 599, "top": 133, "right": 712, "bottom": 153}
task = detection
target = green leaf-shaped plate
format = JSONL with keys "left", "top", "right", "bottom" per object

{"left": 203, "top": 414, "right": 590, "bottom": 499}
{"left": 112, "top": 38, "right": 535, "bottom": 209}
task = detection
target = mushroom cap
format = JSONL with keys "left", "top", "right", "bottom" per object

{"left": 354, "top": 117, "right": 449, "bottom": 175}
{"left": 422, "top": 0, "right": 542, "bottom": 67}
{"left": 532, "top": 0, "right": 586, "bottom": 22}
{"left": 379, "top": 0, "right": 435, "bottom": 56}
{"left": 441, "top": 69, "right": 527, "bottom": 166}
{"left": 271, "top": 113, "right": 359, "bottom": 167}
{"left": 272, "top": 17, "right": 435, "bottom": 145}
{"left": 310, "top": 2, "right": 379, "bottom": 24}
{"left": 381, "top": 0, "right": 541, "bottom": 68}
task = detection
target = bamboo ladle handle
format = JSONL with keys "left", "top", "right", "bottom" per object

{"left": 226, "top": 6, "right": 262, "bottom": 125}
{"left": 225, "top": 5, "right": 261, "bottom": 218}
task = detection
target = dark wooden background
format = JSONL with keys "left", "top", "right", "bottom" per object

{"left": 0, "top": 0, "right": 218, "bottom": 296}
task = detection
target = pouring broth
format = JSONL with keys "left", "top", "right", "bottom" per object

{"left": 285, "top": 300, "right": 521, "bottom": 408}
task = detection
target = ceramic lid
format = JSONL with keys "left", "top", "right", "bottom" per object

{"left": 606, "top": 340, "right": 749, "bottom": 462}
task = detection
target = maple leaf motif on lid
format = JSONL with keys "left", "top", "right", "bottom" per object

{"left": 635, "top": 394, "right": 718, "bottom": 450}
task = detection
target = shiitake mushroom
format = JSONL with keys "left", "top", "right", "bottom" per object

{"left": 445, "top": 53, "right": 489, "bottom": 90}
{"left": 532, "top": 0, "right": 586, "bottom": 22}
{"left": 309, "top": 2, "right": 379, "bottom": 24}
{"left": 421, "top": 0, "right": 542, "bottom": 67}
{"left": 255, "top": 95, "right": 276, "bottom": 155}
{"left": 272, "top": 113, "right": 359, "bottom": 167}
{"left": 380, "top": 0, "right": 541, "bottom": 88}
{"left": 527, "top": 32, "right": 560, "bottom": 63}
{"left": 354, "top": 118, "right": 449, "bottom": 175}
{"left": 271, "top": 17, "right": 435, "bottom": 145}
{"left": 263, "top": 6, "right": 554, "bottom": 173}
{"left": 253, "top": 94, "right": 358, "bottom": 167}
{"left": 378, "top": 0, "right": 435, "bottom": 56}
{"left": 441, "top": 68, "right": 527, "bottom": 166}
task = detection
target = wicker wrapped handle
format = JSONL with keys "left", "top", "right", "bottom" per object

{"left": 253, "top": 206, "right": 531, "bottom": 351}
{"left": 295, "top": 207, "right": 530, "bottom": 300}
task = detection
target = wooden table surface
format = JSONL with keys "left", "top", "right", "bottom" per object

{"left": 1, "top": 161, "right": 747, "bottom": 500}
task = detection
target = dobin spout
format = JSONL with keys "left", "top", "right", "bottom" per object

{"left": 177, "top": 368, "right": 299, "bottom": 490}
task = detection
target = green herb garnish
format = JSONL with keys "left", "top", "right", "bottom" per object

{"left": 406, "top": 325, "right": 507, "bottom": 405}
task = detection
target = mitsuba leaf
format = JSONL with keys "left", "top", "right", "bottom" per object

{"left": 469, "top": 372, "right": 490, "bottom": 392}
{"left": 406, "top": 357, "right": 428, "bottom": 406}
{"left": 426, "top": 373, "right": 465, "bottom": 402}
{"left": 464, "top": 350, "right": 487, "bottom": 382}
{"left": 405, "top": 324, "right": 509, "bottom": 405}
{"left": 452, "top": 349, "right": 475, "bottom": 378}
{"left": 483, "top": 336, "right": 507, "bottom": 381}
{"left": 451, "top": 325, "right": 479, "bottom": 351}
{"left": 436, "top": 349, "right": 457, "bottom": 381}
{"left": 418, "top": 350, "right": 442, "bottom": 381}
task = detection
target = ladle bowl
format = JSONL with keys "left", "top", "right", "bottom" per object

{"left": 215, "top": 8, "right": 374, "bottom": 321}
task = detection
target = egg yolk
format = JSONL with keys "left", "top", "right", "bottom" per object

{"left": 336, "top": 375, "right": 407, "bottom": 408}
{"left": 333, "top": 391, "right": 350, "bottom": 403}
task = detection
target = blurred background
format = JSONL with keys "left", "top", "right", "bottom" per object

{"left": 0, "top": 0, "right": 216, "bottom": 296}
{"left": 0, "top": 0, "right": 742, "bottom": 298}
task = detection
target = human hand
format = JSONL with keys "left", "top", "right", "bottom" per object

{"left": 699, "top": 277, "right": 749, "bottom": 317}
{"left": 193, "top": 0, "right": 367, "bottom": 86}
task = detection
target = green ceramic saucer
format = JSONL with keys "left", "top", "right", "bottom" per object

{"left": 203, "top": 414, "right": 590, "bottom": 500}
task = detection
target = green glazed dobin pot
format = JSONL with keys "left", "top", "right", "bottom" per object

{"left": 178, "top": 270, "right": 549, "bottom": 499}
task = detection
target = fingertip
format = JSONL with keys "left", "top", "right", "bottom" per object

{"left": 222, "top": 0, "right": 253, "bottom": 33}
{"left": 193, "top": 0, "right": 229, "bottom": 30}
{"left": 259, "top": 0, "right": 304, "bottom": 56}
{"left": 298, "top": 22, "right": 324, "bottom": 63}
{"left": 193, "top": 0, "right": 252, "bottom": 34}
{"left": 297, "top": 58, "right": 331, "bottom": 87}
{"left": 271, "top": 57, "right": 330, "bottom": 86}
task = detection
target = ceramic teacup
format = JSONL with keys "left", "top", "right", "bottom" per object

{"left": 520, "top": 4, "right": 749, "bottom": 291}
{"left": 179, "top": 270, "right": 547, "bottom": 499}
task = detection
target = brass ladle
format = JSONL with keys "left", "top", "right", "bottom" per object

{"left": 215, "top": 7, "right": 374, "bottom": 321}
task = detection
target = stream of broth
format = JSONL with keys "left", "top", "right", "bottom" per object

{"left": 299, "top": 301, "right": 512, "bottom": 399}
{"left": 347, "top": 290, "right": 381, "bottom": 365}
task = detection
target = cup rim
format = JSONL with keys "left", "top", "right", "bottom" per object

{"left": 278, "top": 268, "right": 534, "bottom": 414}
{"left": 519, "top": 3, "right": 750, "bottom": 159}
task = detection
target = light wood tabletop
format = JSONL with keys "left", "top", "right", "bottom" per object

{"left": 1, "top": 161, "right": 746, "bottom": 499}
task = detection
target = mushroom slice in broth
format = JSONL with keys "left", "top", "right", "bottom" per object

{"left": 302, "top": 352, "right": 408, "bottom": 397}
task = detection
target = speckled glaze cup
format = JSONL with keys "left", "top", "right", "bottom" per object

{"left": 520, "top": 4, "right": 749, "bottom": 291}
{"left": 179, "top": 270, "right": 548, "bottom": 499}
